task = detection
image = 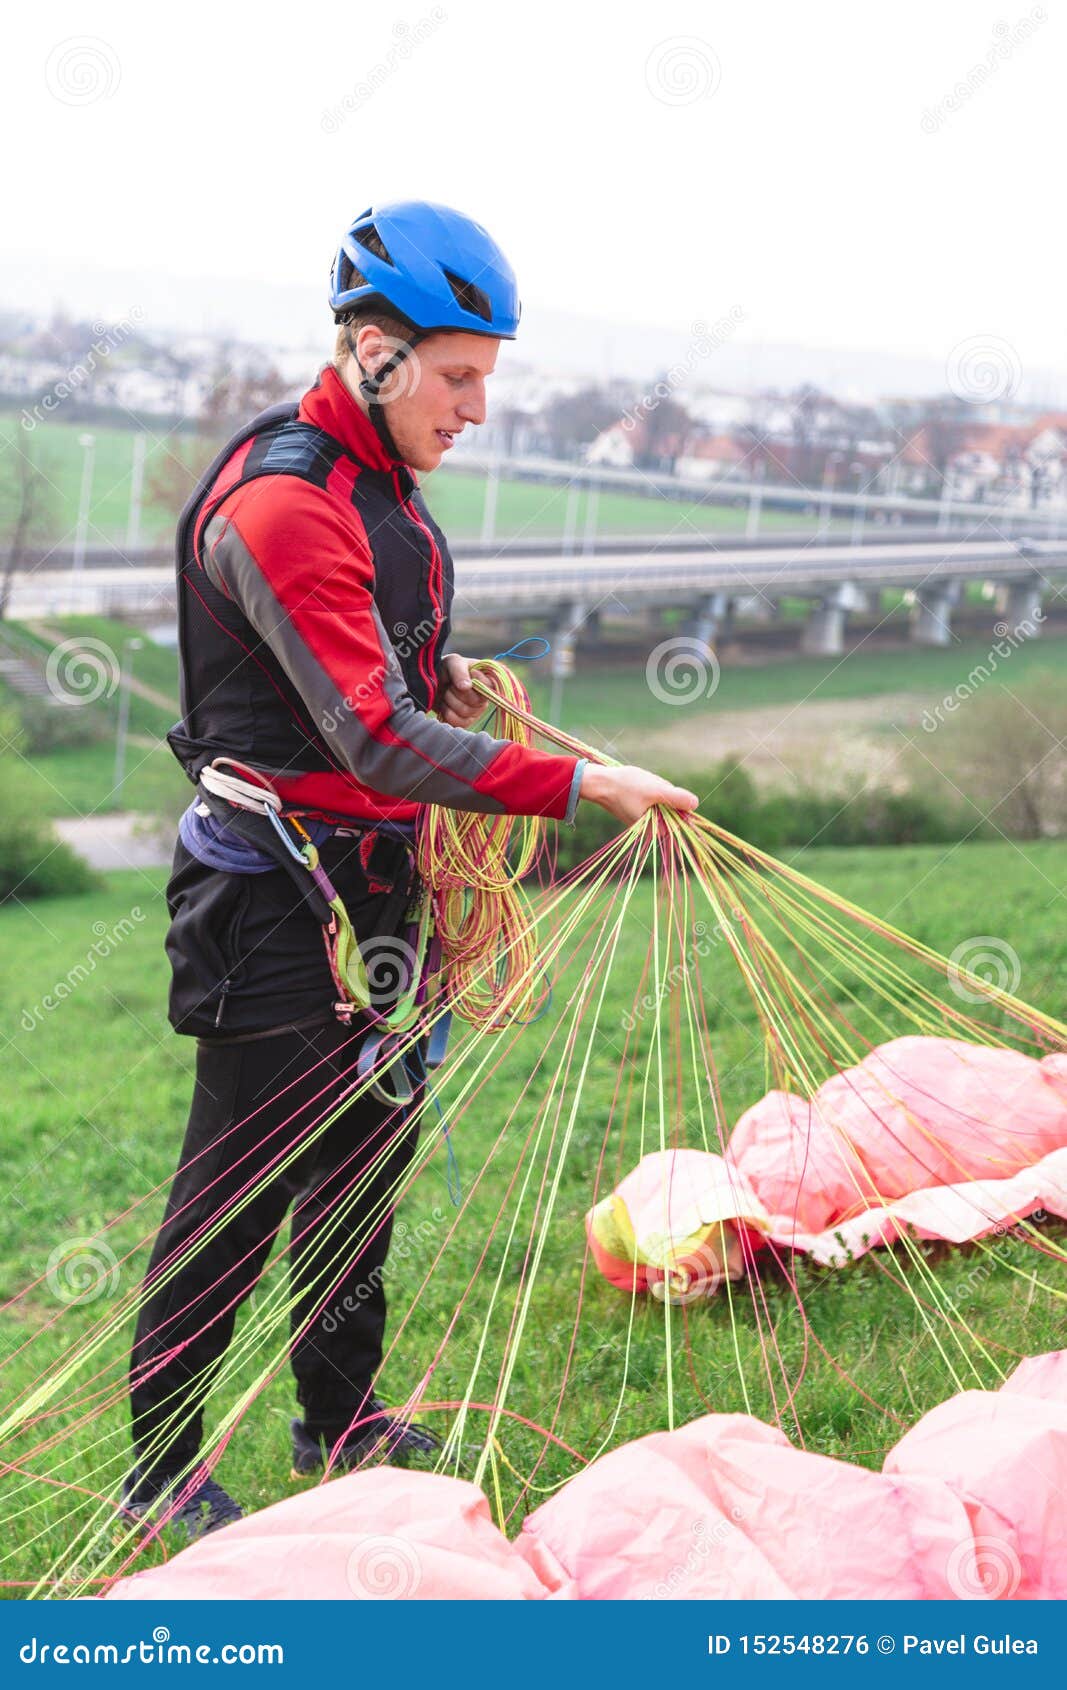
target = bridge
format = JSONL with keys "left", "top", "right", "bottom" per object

{"left": 9, "top": 532, "right": 1065, "bottom": 664}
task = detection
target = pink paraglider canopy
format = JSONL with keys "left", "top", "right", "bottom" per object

{"left": 587, "top": 1037, "right": 1067, "bottom": 1282}
{"left": 104, "top": 1351, "right": 1067, "bottom": 1601}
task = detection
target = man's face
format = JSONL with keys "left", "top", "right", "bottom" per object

{"left": 347, "top": 326, "right": 499, "bottom": 472}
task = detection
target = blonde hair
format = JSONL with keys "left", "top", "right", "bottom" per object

{"left": 333, "top": 310, "right": 415, "bottom": 370}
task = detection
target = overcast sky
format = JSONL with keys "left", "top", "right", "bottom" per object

{"left": 4, "top": 0, "right": 1064, "bottom": 397}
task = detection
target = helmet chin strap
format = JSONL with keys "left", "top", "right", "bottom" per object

{"left": 343, "top": 318, "right": 422, "bottom": 464}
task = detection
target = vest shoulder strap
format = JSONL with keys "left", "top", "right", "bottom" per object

{"left": 176, "top": 406, "right": 358, "bottom": 573}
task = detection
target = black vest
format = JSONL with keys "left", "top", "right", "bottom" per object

{"left": 167, "top": 403, "right": 454, "bottom": 792}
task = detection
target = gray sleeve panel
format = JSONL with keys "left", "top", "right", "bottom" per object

{"left": 564, "top": 757, "right": 587, "bottom": 824}
{"left": 203, "top": 512, "right": 517, "bottom": 814}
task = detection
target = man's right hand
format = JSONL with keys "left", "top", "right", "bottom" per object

{"left": 580, "top": 762, "right": 699, "bottom": 825}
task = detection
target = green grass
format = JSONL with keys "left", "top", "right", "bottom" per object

{"left": 4, "top": 409, "right": 839, "bottom": 548}
{"left": 528, "top": 627, "right": 1067, "bottom": 736}
{"left": 1, "top": 839, "right": 1064, "bottom": 1590}
{"left": 9, "top": 611, "right": 1067, "bottom": 816}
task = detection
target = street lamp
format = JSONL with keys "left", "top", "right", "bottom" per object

{"left": 819, "top": 451, "right": 843, "bottom": 537}
{"left": 113, "top": 636, "right": 143, "bottom": 802}
{"left": 126, "top": 434, "right": 147, "bottom": 552}
{"left": 71, "top": 433, "right": 95, "bottom": 599}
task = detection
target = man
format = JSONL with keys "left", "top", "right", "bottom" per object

{"left": 122, "top": 199, "right": 698, "bottom": 1539}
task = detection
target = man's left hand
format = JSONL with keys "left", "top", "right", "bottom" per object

{"left": 436, "top": 652, "right": 486, "bottom": 729}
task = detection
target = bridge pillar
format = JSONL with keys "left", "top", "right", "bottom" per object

{"left": 800, "top": 583, "right": 862, "bottom": 656}
{"left": 547, "top": 601, "right": 587, "bottom": 723}
{"left": 911, "top": 582, "right": 961, "bottom": 647}
{"left": 998, "top": 581, "right": 1044, "bottom": 639}
{"left": 732, "top": 593, "right": 776, "bottom": 622}
{"left": 684, "top": 592, "right": 729, "bottom": 652}
{"left": 801, "top": 603, "right": 846, "bottom": 656}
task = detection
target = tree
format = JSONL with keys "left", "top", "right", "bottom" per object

{"left": 147, "top": 361, "right": 293, "bottom": 523}
{"left": 541, "top": 386, "right": 622, "bottom": 460}
{"left": 0, "top": 433, "right": 57, "bottom": 620}
{"left": 633, "top": 393, "right": 693, "bottom": 473}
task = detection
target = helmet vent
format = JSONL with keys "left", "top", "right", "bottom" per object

{"left": 441, "top": 268, "right": 492, "bottom": 323}
{"left": 336, "top": 254, "right": 368, "bottom": 295}
{"left": 355, "top": 223, "right": 396, "bottom": 266}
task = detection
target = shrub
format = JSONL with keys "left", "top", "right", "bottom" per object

{"left": 549, "top": 757, "right": 969, "bottom": 876}
{"left": 0, "top": 760, "right": 99, "bottom": 901}
{"left": 15, "top": 696, "right": 108, "bottom": 754}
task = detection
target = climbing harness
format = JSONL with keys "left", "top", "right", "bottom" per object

{"left": 195, "top": 758, "right": 442, "bottom": 1107}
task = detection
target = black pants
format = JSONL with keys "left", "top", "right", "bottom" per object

{"left": 129, "top": 824, "right": 425, "bottom": 1481}
{"left": 128, "top": 1017, "right": 422, "bottom": 1478}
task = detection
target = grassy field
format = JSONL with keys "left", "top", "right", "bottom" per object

{"left": 7, "top": 613, "right": 1067, "bottom": 819}
{"left": 1, "top": 838, "right": 1064, "bottom": 1590}
{"left": 4, "top": 410, "right": 836, "bottom": 548}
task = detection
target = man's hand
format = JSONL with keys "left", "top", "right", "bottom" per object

{"left": 580, "top": 763, "right": 699, "bottom": 825}
{"left": 436, "top": 652, "right": 486, "bottom": 729}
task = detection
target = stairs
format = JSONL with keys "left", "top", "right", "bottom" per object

{"left": 0, "top": 626, "right": 67, "bottom": 705}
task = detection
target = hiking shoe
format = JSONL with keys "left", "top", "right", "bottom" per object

{"left": 290, "top": 1401, "right": 441, "bottom": 1477}
{"left": 117, "top": 1465, "right": 244, "bottom": 1543}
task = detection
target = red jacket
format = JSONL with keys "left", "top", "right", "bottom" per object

{"left": 168, "top": 363, "right": 585, "bottom": 825}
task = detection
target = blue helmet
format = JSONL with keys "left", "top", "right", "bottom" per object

{"left": 330, "top": 199, "right": 521, "bottom": 339}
